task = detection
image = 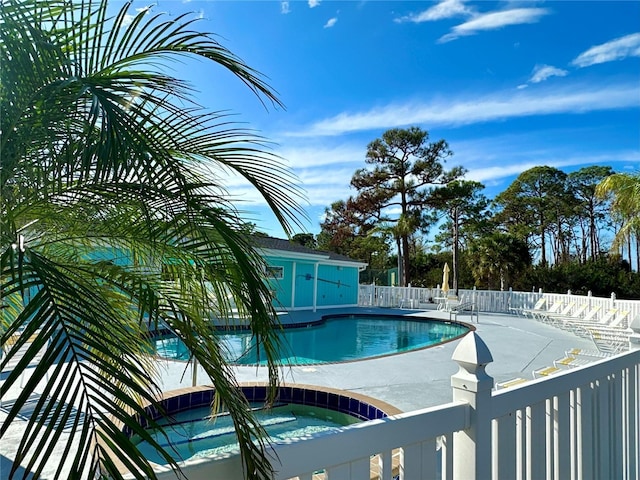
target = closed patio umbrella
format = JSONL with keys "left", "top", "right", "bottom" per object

{"left": 442, "top": 263, "right": 450, "bottom": 296}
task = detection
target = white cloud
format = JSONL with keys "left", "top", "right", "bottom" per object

{"left": 395, "top": 0, "right": 474, "bottom": 23}
{"left": 224, "top": 134, "right": 640, "bottom": 236}
{"left": 299, "top": 184, "right": 354, "bottom": 207}
{"left": 439, "top": 7, "right": 549, "bottom": 43}
{"left": 122, "top": 14, "right": 135, "bottom": 26}
{"left": 281, "top": 1, "right": 290, "bottom": 14}
{"left": 324, "top": 17, "right": 338, "bottom": 28}
{"left": 297, "top": 167, "right": 356, "bottom": 186}
{"left": 276, "top": 143, "right": 363, "bottom": 169}
{"left": 288, "top": 82, "right": 640, "bottom": 137}
{"left": 121, "top": 7, "right": 152, "bottom": 27}
{"left": 529, "top": 64, "right": 568, "bottom": 84}
{"left": 572, "top": 32, "right": 640, "bottom": 67}
{"left": 308, "top": 0, "right": 321, "bottom": 8}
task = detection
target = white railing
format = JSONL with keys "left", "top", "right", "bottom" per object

{"left": 156, "top": 323, "right": 640, "bottom": 480}
{"left": 358, "top": 284, "right": 640, "bottom": 322}
{"left": 491, "top": 350, "right": 639, "bottom": 480}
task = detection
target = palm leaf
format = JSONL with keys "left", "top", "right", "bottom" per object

{"left": 596, "top": 172, "right": 640, "bottom": 250}
{"left": 1, "top": 1, "right": 304, "bottom": 478}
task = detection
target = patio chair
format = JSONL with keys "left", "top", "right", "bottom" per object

{"left": 565, "top": 347, "right": 612, "bottom": 359}
{"left": 545, "top": 303, "right": 587, "bottom": 327}
{"left": 539, "top": 302, "right": 575, "bottom": 324}
{"left": 532, "top": 365, "right": 562, "bottom": 378}
{"left": 555, "top": 305, "right": 601, "bottom": 331}
{"left": 553, "top": 355, "right": 593, "bottom": 368}
{"left": 443, "top": 297, "right": 460, "bottom": 312}
{"left": 585, "top": 311, "right": 632, "bottom": 341}
{"left": 608, "top": 310, "right": 630, "bottom": 329}
{"left": 517, "top": 297, "right": 546, "bottom": 318}
{"left": 532, "top": 301, "right": 564, "bottom": 321}
{"left": 495, "top": 377, "right": 528, "bottom": 390}
{"left": 569, "top": 308, "right": 618, "bottom": 337}
{"left": 589, "top": 330, "right": 630, "bottom": 354}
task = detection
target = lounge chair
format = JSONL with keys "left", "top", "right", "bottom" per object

{"left": 555, "top": 305, "right": 601, "bottom": 331}
{"left": 569, "top": 308, "right": 618, "bottom": 337}
{"left": 545, "top": 303, "right": 587, "bottom": 327}
{"left": 532, "top": 301, "right": 564, "bottom": 321}
{"left": 532, "top": 365, "right": 562, "bottom": 378}
{"left": 518, "top": 298, "right": 546, "bottom": 318}
{"left": 565, "top": 347, "right": 612, "bottom": 359}
{"left": 539, "top": 302, "right": 575, "bottom": 324}
{"left": 584, "top": 310, "right": 631, "bottom": 336}
{"left": 553, "top": 355, "right": 593, "bottom": 368}
{"left": 495, "top": 377, "right": 528, "bottom": 389}
{"left": 585, "top": 312, "right": 632, "bottom": 348}
{"left": 589, "top": 331, "right": 629, "bottom": 354}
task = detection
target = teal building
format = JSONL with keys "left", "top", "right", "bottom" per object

{"left": 253, "top": 237, "right": 367, "bottom": 312}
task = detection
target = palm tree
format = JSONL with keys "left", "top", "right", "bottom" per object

{"left": 596, "top": 172, "right": 640, "bottom": 266}
{"left": 467, "top": 232, "right": 531, "bottom": 290}
{"left": 0, "top": 1, "right": 305, "bottom": 479}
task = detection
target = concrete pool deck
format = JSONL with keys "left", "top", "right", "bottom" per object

{"left": 159, "top": 306, "right": 598, "bottom": 411}
{"left": 0, "top": 306, "right": 600, "bottom": 477}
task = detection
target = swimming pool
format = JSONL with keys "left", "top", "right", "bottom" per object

{"left": 154, "top": 314, "right": 470, "bottom": 365}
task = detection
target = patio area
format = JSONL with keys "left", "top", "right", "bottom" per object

{"left": 0, "top": 306, "right": 607, "bottom": 478}
{"left": 160, "top": 306, "right": 598, "bottom": 412}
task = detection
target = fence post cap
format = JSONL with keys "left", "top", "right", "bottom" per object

{"left": 452, "top": 332, "right": 493, "bottom": 370}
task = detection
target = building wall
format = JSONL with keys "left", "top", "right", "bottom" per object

{"left": 317, "top": 264, "right": 359, "bottom": 306}
{"left": 292, "top": 262, "right": 315, "bottom": 308}
{"left": 263, "top": 257, "right": 294, "bottom": 309}
{"left": 264, "top": 254, "right": 361, "bottom": 310}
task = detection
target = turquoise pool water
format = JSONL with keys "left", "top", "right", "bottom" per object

{"left": 154, "top": 314, "right": 469, "bottom": 365}
{"left": 133, "top": 403, "right": 360, "bottom": 464}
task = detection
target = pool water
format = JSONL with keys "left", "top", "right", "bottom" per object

{"left": 133, "top": 403, "right": 360, "bottom": 464}
{"left": 154, "top": 314, "right": 469, "bottom": 365}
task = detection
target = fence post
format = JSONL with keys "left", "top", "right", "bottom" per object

{"left": 629, "top": 314, "right": 640, "bottom": 351}
{"left": 611, "top": 291, "right": 616, "bottom": 309}
{"left": 451, "top": 332, "right": 494, "bottom": 480}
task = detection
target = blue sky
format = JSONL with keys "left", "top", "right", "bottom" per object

{"left": 130, "top": 1, "right": 640, "bottom": 238}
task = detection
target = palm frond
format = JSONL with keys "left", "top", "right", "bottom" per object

{"left": 1, "top": 0, "right": 304, "bottom": 478}
{"left": 596, "top": 172, "right": 640, "bottom": 251}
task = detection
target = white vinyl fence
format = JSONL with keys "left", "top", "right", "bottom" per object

{"left": 358, "top": 284, "right": 640, "bottom": 322}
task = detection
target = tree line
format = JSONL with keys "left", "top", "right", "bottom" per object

{"left": 299, "top": 127, "right": 640, "bottom": 298}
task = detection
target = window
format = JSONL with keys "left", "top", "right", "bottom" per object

{"left": 265, "top": 265, "right": 284, "bottom": 279}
